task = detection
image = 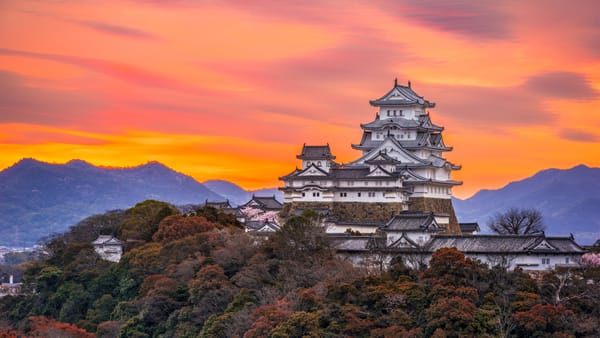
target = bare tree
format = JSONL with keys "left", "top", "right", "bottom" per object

{"left": 487, "top": 208, "right": 545, "bottom": 235}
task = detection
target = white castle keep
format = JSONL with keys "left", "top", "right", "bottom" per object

{"left": 280, "top": 80, "right": 462, "bottom": 232}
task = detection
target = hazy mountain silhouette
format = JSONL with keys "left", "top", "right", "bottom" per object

{"left": 453, "top": 164, "right": 600, "bottom": 244}
{"left": 0, "top": 159, "right": 224, "bottom": 247}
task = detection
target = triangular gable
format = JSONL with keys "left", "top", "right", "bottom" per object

{"left": 257, "top": 222, "right": 280, "bottom": 232}
{"left": 366, "top": 165, "right": 392, "bottom": 177}
{"left": 365, "top": 152, "right": 398, "bottom": 164}
{"left": 352, "top": 137, "right": 428, "bottom": 166}
{"left": 297, "top": 164, "right": 329, "bottom": 177}
{"left": 529, "top": 239, "right": 558, "bottom": 251}
{"left": 399, "top": 168, "right": 427, "bottom": 181}
{"left": 388, "top": 233, "right": 419, "bottom": 248}
{"left": 385, "top": 88, "right": 413, "bottom": 102}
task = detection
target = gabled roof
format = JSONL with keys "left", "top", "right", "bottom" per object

{"left": 369, "top": 80, "right": 435, "bottom": 108}
{"left": 351, "top": 136, "right": 430, "bottom": 167}
{"left": 297, "top": 164, "right": 329, "bottom": 177}
{"left": 388, "top": 233, "right": 420, "bottom": 249}
{"left": 364, "top": 152, "right": 399, "bottom": 165}
{"left": 246, "top": 220, "right": 280, "bottom": 232}
{"left": 426, "top": 234, "right": 586, "bottom": 254}
{"left": 241, "top": 195, "right": 283, "bottom": 210}
{"left": 459, "top": 222, "right": 480, "bottom": 233}
{"left": 382, "top": 211, "right": 443, "bottom": 232}
{"left": 204, "top": 199, "right": 231, "bottom": 209}
{"left": 418, "top": 114, "right": 443, "bottom": 131}
{"left": 92, "top": 235, "right": 121, "bottom": 245}
{"left": 366, "top": 165, "right": 393, "bottom": 177}
{"left": 297, "top": 144, "right": 336, "bottom": 160}
{"left": 330, "top": 235, "right": 386, "bottom": 252}
{"left": 546, "top": 237, "right": 587, "bottom": 253}
{"left": 361, "top": 117, "right": 422, "bottom": 130}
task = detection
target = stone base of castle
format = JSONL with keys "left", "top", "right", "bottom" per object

{"left": 407, "top": 197, "right": 460, "bottom": 234}
{"left": 281, "top": 202, "right": 406, "bottom": 222}
{"left": 282, "top": 198, "right": 460, "bottom": 234}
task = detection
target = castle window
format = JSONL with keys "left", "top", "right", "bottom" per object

{"left": 312, "top": 192, "right": 320, "bottom": 197}
{"left": 302, "top": 192, "right": 305, "bottom": 197}
{"left": 565, "top": 257, "right": 570, "bottom": 264}
{"left": 357, "top": 192, "right": 361, "bottom": 197}
{"left": 368, "top": 192, "right": 375, "bottom": 197}
{"left": 542, "top": 258, "right": 550, "bottom": 264}
{"left": 339, "top": 192, "right": 347, "bottom": 197}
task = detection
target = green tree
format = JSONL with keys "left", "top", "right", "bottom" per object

{"left": 119, "top": 200, "right": 178, "bottom": 250}
{"left": 265, "top": 209, "right": 331, "bottom": 261}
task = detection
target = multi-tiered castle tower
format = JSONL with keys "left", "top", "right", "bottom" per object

{"left": 280, "top": 80, "right": 462, "bottom": 232}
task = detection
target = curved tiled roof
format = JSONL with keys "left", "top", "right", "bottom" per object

{"left": 370, "top": 81, "right": 435, "bottom": 108}
{"left": 297, "top": 144, "right": 336, "bottom": 160}
{"left": 361, "top": 117, "right": 442, "bottom": 131}
{"left": 426, "top": 234, "right": 586, "bottom": 254}
{"left": 383, "top": 211, "right": 443, "bottom": 232}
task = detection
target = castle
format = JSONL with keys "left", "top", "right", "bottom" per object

{"left": 280, "top": 79, "right": 461, "bottom": 233}
{"left": 278, "top": 80, "right": 586, "bottom": 271}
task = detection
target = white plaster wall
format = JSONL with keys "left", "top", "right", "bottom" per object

{"left": 95, "top": 246, "right": 122, "bottom": 263}
{"left": 379, "top": 106, "right": 420, "bottom": 120}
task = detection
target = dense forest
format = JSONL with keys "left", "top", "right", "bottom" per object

{"left": 0, "top": 200, "right": 598, "bottom": 337}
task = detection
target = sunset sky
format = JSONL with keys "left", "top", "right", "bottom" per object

{"left": 1, "top": 0, "right": 599, "bottom": 199}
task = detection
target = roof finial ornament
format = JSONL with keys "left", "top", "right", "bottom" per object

{"left": 394, "top": 77, "right": 397, "bottom": 86}
{"left": 408, "top": 80, "right": 411, "bottom": 88}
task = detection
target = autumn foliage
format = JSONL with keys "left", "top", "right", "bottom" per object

{"left": 26, "top": 316, "right": 94, "bottom": 338}
{"left": 0, "top": 201, "right": 598, "bottom": 337}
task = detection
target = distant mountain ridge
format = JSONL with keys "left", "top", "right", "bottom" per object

{"left": 0, "top": 159, "right": 225, "bottom": 247}
{"left": 2, "top": 159, "right": 597, "bottom": 246}
{"left": 453, "top": 164, "right": 600, "bottom": 244}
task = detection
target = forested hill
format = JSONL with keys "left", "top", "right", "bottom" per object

{"left": 0, "top": 203, "right": 597, "bottom": 337}
{"left": 453, "top": 164, "right": 600, "bottom": 244}
{"left": 0, "top": 159, "right": 224, "bottom": 247}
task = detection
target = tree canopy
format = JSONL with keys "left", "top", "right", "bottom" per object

{"left": 0, "top": 203, "right": 597, "bottom": 337}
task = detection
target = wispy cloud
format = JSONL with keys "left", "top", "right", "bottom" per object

{"left": 559, "top": 128, "right": 600, "bottom": 142}
{"left": 524, "top": 72, "right": 598, "bottom": 100}
{"left": 375, "top": 0, "right": 511, "bottom": 40}
{"left": 0, "top": 71, "right": 105, "bottom": 125}
{"left": 72, "top": 20, "right": 158, "bottom": 40}
{"left": 0, "top": 48, "right": 211, "bottom": 95}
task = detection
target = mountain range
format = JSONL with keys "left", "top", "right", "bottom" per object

{"left": 0, "top": 159, "right": 227, "bottom": 247}
{"left": 1, "top": 159, "right": 597, "bottom": 247}
{"left": 453, "top": 164, "right": 600, "bottom": 244}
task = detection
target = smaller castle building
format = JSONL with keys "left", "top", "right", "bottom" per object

{"left": 92, "top": 235, "right": 122, "bottom": 263}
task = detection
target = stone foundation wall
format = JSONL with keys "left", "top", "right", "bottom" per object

{"left": 282, "top": 198, "right": 460, "bottom": 234}
{"left": 285, "top": 202, "right": 406, "bottom": 222}
{"left": 407, "top": 197, "right": 460, "bottom": 234}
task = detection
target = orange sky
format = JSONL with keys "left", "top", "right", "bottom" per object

{"left": 1, "top": 0, "right": 599, "bottom": 198}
